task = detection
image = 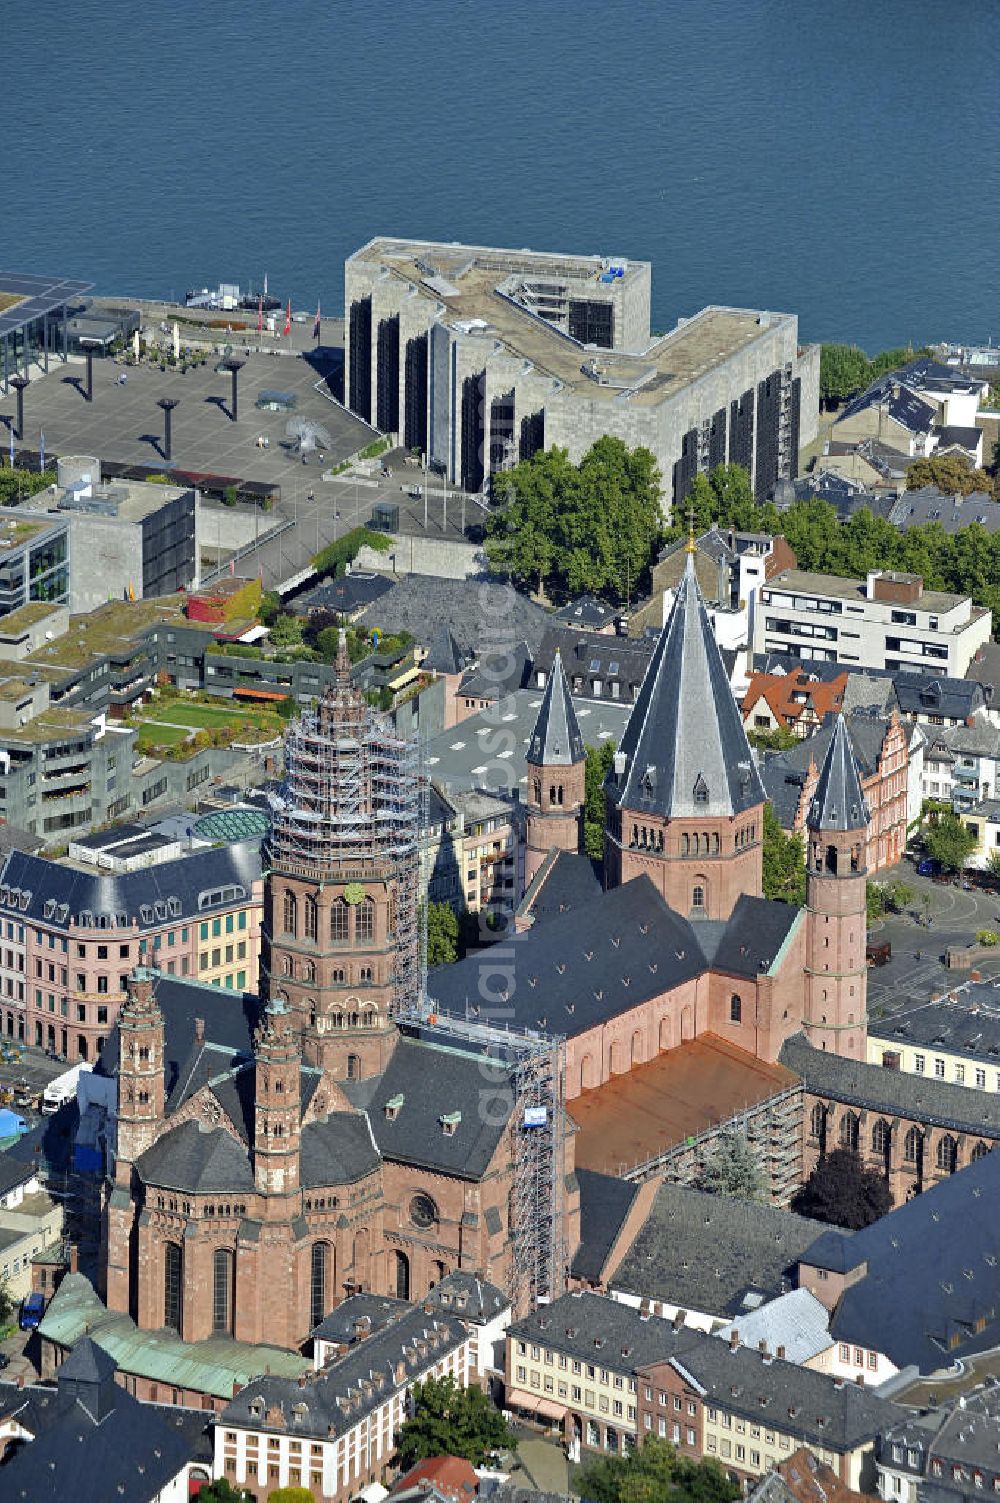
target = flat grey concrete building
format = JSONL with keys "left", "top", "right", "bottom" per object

{"left": 344, "top": 237, "right": 819, "bottom": 509}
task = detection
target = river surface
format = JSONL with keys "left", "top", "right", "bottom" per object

{"left": 9, "top": 0, "right": 999, "bottom": 349}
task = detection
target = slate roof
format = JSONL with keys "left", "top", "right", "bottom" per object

{"left": 423, "top": 625, "right": 466, "bottom": 675}
{"left": 807, "top": 716, "right": 870, "bottom": 831}
{"left": 965, "top": 640, "right": 1000, "bottom": 690}
{"left": 300, "top": 1112, "right": 380, "bottom": 1186}
{"left": 869, "top": 987, "right": 1000, "bottom": 1065}
{"left": 516, "top": 849, "right": 603, "bottom": 928}
{"left": 428, "top": 876, "right": 705, "bottom": 1039}
{"left": 572, "top": 1168, "right": 644, "bottom": 1283}
{"left": 705, "top": 895, "right": 803, "bottom": 978}
{"left": 888, "top": 486, "right": 1000, "bottom": 536}
{"left": 360, "top": 1035, "right": 515, "bottom": 1180}
{"left": 0, "top": 1152, "right": 36, "bottom": 1198}
{"left": 716, "top": 1288, "right": 834, "bottom": 1365}
{"left": 799, "top": 1146, "right": 1000, "bottom": 1373}
{"left": 935, "top": 424, "right": 983, "bottom": 452}
{"left": 0, "top": 1347, "right": 202, "bottom": 1503}
{"left": 672, "top": 1331, "right": 902, "bottom": 1453}
{"left": 611, "top": 1180, "right": 844, "bottom": 1316}
{"left": 607, "top": 553, "right": 765, "bottom": 820}
{"left": 294, "top": 571, "right": 395, "bottom": 616}
{"left": 839, "top": 374, "right": 938, "bottom": 434}
{"left": 781, "top": 1033, "right": 1000, "bottom": 1138}
{"left": 892, "top": 674, "right": 985, "bottom": 721}
{"left": 532, "top": 625, "right": 654, "bottom": 704}
{"left": 553, "top": 595, "right": 618, "bottom": 630}
{"left": 423, "top": 1269, "right": 509, "bottom": 1322}
{"left": 0, "top": 840, "right": 261, "bottom": 932}
{"left": 526, "top": 650, "right": 584, "bottom": 766}
{"left": 312, "top": 1291, "right": 408, "bottom": 1343}
{"left": 356, "top": 575, "right": 552, "bottom": 656}
{"left": 223, "top": 1303, "right": 470, "bottom": 1441}
{"left": 136, "top": 1118, "right": 256, "bottom": 1194}
{"left": 457, "top": 641, "right": 533, "bottom": 701}
{"left": 509, "top": 1289, "right": 684, "bottom": 1369}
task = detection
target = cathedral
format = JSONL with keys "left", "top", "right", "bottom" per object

{"left": 101, "top": 554, "right": 871, "bottom": 1348}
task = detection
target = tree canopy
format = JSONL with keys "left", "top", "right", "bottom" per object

{"left": 485, "top": 438, "right": 661, "bottom": 602}
{"left": 792, "top": 1147, "right": 893, "bottom": 1229}
{"left": 576, "top": 1435, "right": 740, "bottom": 1503}
{"left": 655, "top": 466, "right": 1000, "bottom": 641}
{"left": 906, "top": 451, "right": 997, "bottom": 500}
{"left": 762, "top": 804, "right": 806, "bottom": 905}
{"left": 585, "top": 740, "right": 617, "bottom": 861}
{"left": 394, "top": 1375, "right": 515, "bottom": 1470}
{"left": 696, "top": 1131, "right": 769, "bottom": 1202}
{"left": 923, "top": 812, "right": 978, "bottom": 873}
{"left": 818, "top": 343, "right": 932, "bottom": 407}
{"left": 196, "top": 1482, "right": 251, "bottom": 1503}
{"left": 425, "top": 900, "right": 460, "bottom": 966}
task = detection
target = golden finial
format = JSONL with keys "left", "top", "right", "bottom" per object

{"left": 685, "top": 504, "right": 697, "bottom": 555}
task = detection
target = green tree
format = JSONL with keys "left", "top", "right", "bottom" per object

{"left": 0, "top": 467, "right": 58, "bottom": 507}
{"left": 394, "top": 1374, "right": 515, "bottom": 1470}
{"left": 866, "top": 881, "right": 887, "bottom": 925}
{"left": 761, "top": 803, "right": 806, "bottom": 905}
{"left": 196, "top": 1482, "right": 251, "bottom": 1503}
{"left": 792, "top": 1147, "right": 893, "bottom": 1229}
{"left": 425, "top": 901, "right": 460, "bottom": 967}
{"left": 267, "top": 612, "right": 305, "bottom": 648}
{"left": 584, "top": 740, "right": 617, "bottom": 860}
{"left": 268, "top": 1490, "right": 314, "bottom": 1503}
{"left": 906, "top": 451, "right": 994, "bottom": 497}
{"left": 696, "top": 1131, "right": 768, "bottom": 1202}
{"left": 985, "top": 850, "right": 1000, "bottom": 881}
{"left": 819, "top": 344, "right": 872, "bottom": 407}
{"left": 883, "top": 880, "right": 914, "bottom": 912}
{"left": 0, "top": 1275, "right": 13, "bottom": 1327}
{"left": 924, "top": 812, "right": 978, "bottom": 873}
{"left": 746, "top": 724, "right": 798, "bottom": 752}
{"left": 258, "top": 589, "right": 281, "bottom": 626}
{"left": 486, "top": 440, "right": 661, "bottom": 602}
{"left": 577, "top": 1436, "right": 739, "bottom": 1503}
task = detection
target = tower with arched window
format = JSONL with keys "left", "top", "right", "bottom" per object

{"left": 264, "top": 630, "right": 414, "bottom": 1080}
{"left": 524, "top": 650, "right": 586, "bottom": 890}
{"left": 803, "top": 716, "right": 871, "bottom": 1061}
{"left": 253, "top": 998, "right": 302, "bottom": 1196}
{"left": 603, "top": 550, "right": 766, "bottom": 920}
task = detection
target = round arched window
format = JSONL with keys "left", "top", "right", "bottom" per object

{"left": 409, "top": 1193, "right": 437, "bottom": 1229}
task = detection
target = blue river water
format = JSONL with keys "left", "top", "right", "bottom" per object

{"left": 8, "top": 0, "right": 999, "bottom": 350}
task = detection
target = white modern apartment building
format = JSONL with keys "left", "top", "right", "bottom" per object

{"left": 751, "top": 568, "right": 991, "bottom": 676}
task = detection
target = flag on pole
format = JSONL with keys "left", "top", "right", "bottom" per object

{"left": 283, "top": 300, "right": 291, "bottom": 337}
{"left": 257, "top": 296, "right": 263, "bottom": 334}
{"left": 39, "top": 431, "right": 45, "bottom": 473}
{"left": 312, "top": 301, "right": 321, "bottom": 341}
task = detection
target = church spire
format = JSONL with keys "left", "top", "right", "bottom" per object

{"left": 609, "top": 553, "right": 764, "bottom": 820}
{"left": 528, "top": 650, "right": 585, "bottom": 768}
{"left": 808, "top": 715, "right": 870, "bottom": 832}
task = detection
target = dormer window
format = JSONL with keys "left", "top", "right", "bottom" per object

{"left": 693, "top": 775, "right": 709, "bottom": 805}
{"left": 384, "top": 1094, "right": 404, "bottom": 1121}
{"left": 440, "top": 1111, "right": 462, "bottom": 1137}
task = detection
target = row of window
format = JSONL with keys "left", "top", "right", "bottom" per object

{"left": 811, "top": 1106, "right": 992, "bottom": 1171}
{"left": 282, "top": 892, "right": 376, "bottom": 944}
{"left": 277, "top": 956, "right": 373, "bottom": 986}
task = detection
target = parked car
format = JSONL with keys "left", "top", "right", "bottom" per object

{"left": 18, "top": 1291, "right": 44, "bottom": 1330}
{"left": 917, "top": 857, "right": 940, "bottom": 877}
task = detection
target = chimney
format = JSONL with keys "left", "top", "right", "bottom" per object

{"left": 69, "top": 1245, "right": 79, "bottom": 1274}
{"left": 194, "top": 1017, "right": 205, "bottom": 1043}
{"left": 776, "top": 1345, "right": 786, "bottom": 1360}
{"left": 855, "top": 1374, "right": 865, "bottom": 1386}
{"left": 758, "top": 1340, "right": 768, "bottom": 1356}
{"left": 16, "top": 1375, "right": 24, "bottom": 1390}
{"left": 730, "top": 1331, "right": 739, "bottom": 1352}
{"left": 233, "top": 1381, "right": 241, "bottom": 1399}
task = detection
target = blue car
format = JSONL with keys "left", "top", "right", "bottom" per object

{"left": 18, "top": 1291, "right": 44, "bottom": 1330}
{"left": 917, "top": 858, "right": 940, "bottom": 877}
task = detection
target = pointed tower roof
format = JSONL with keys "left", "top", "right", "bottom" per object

{"left": 808, "top": 715, "right": 870, "bottom": 831}
{"left": 527, "top": 651, "right": 585, "bottom": 767}
{"left": 610, "top": 553, "right": 765, "bottom": 818}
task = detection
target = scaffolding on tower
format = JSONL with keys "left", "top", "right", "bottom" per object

{"left": 266, "top": 636, "right": 424, "bottom": 1013}
{"left": 396, "top": 999, "right": 566, "bottom": 1315}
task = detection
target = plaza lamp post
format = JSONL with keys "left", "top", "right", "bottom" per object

{"left": 157, "top": 398, "right": 179, "bottom": 463}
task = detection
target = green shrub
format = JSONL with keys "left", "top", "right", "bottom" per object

{"left": 358, "top": 437, "right": 389, "bottom": 461}
{"left": 977, "top": 930, "right": 999, "bottom": 947}
{"left": 311, "top": 526, "right": 391, "bottom": 579}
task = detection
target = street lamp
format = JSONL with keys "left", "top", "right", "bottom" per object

{"left": 157, "top": 398, "right": 179, "bottom": 463}
{"left": 10, "top": 376, "right": 28, "bottom": 440}
{"left": 221, "top": 358, "right": 245, "bottom": 423}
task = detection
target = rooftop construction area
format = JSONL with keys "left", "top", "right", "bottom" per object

{"left": 569, "top": 1034, "right": 799, "bottom": 1176}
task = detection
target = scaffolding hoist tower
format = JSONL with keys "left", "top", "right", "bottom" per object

{"left": 266, "top": 633, "right": 423, "bottom": 1015}
{"left": 398, "top": 1000, "right": 567, "bottom": 1316}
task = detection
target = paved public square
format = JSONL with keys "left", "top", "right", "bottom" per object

{"left": 0, "top": 342, "right": 373, "bottom": 498}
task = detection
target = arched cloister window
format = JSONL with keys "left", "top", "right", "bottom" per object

{"left": 164, "top": 1242, "right": 183, "bottom": 1333}
{"left": 212, "top": 1248, "right": 234, "bottom": 1334}
{"left": 282, "top": 890, "right": 297, "bottom": 937}
{"left": 971, "top": 1141, "right": 991, "bottom": 1162}
{"left": 356, "top": 898, "right": 374, "bottom": 943}
{"left": 810, "top": 1103, "right": 827, "bottom": 1144}
{"left": 839, "top": 1112, "right": 859, "bottom": 1153}
{"left": 310, "top": 1241, "right": 329, "bottom": 1330}
{"left": 330, "top": 900, "right": 349, "bottom": 944}
{"left": 871, "top": 1119, "right": 891, "bottom": 1158}
{"left": 904, "top": 1127, "right": 922, "bottom": 1163}
{"left": 304, "top": 895, "right": 318, "bottom": 942}
{"left": 936, "top": 1135, "right": 958, "bottom": 1174}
